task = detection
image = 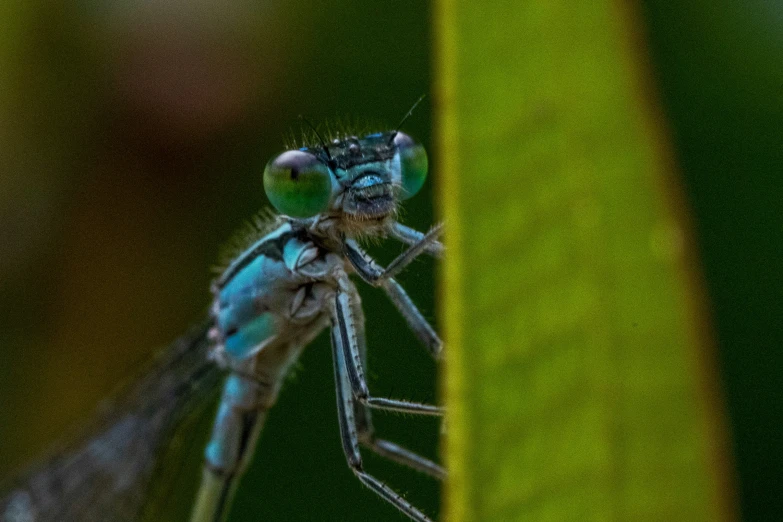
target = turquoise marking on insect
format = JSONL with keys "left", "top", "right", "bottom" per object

{"left": 222, "top": 312, "right": 276, "bottom": 358}
{"left": 0, "top": 102, "right": 445, "bottom": 522}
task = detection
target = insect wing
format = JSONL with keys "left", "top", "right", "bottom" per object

{"left": 0, "top": 324, "right": 222, "bottom": 522}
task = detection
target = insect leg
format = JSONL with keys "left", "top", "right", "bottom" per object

{"left": 354, "top": 403, "right": 445, "bottom": 480}
{"left": 330, "top": 328, "right": 434, "bottom": 522}
{"left": 381, "top": 278, "right": 442, "bottom": 359}
{"left": 344, "top": 224, "right": 441, "bottom": 286}
{"left": 381, "top": 224, "right": 442, "bottom": 281}
{"left": 345, "top": 286, "right": 444, "bottom": 479}
{"left": 331, "top": 289, "right": 442, "bottom": 416}
{"left": 390, "top": 222, "right": 444, "bottom": 258}
{"left": 343, "top": 242, "right": 442, "bottom": 359}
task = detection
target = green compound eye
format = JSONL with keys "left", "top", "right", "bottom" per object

{"left": 263, "top": 150, "right": 332, "bottom": 218}
{"left": 393, "top": 132, "right": 428, "bottom": 200}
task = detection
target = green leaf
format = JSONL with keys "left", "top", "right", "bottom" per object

{"left": 434, "top": 2, "right": 736, "bottom": 520}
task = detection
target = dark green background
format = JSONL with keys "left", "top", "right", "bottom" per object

{"left": 641, "top": 2, "right": 783, "bottom": 520}
{"left": 0, "top": 1, "right": 779, "bottom": 520}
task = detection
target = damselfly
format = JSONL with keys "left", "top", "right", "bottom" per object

{"left": 0, "top": 109, "right": 444, "bottom": 522}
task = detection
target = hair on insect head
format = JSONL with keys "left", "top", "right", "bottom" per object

{"left": 298, "top": 114, "right": 333, "bottom": 162}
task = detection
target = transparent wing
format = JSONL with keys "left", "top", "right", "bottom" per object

{"left": 0, "top": 322, "right": 224, "bottom": 522}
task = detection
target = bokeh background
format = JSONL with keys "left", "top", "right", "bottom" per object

{"left": 0, "top": 2, "right": 438, "bottom": 521}
{"left": 0, "top": 1, "right": 780, "bottom": 521}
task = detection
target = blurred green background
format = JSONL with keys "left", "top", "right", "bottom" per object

{"left": 640, "top": 2, "right": 783, "bottom": 520}
{"left": 0, "top": 1, "right": 780, "bottom": 521}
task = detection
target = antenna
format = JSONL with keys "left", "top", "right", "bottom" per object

{"left": 388, "top": 94, "right": 426, "bottom": 145}
{"left": 298, "top": 115, "right": 332, "bottom": 160}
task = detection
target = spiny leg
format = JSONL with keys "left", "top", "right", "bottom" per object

{"left": 331, "top": 328, "right": 434, "bottom": 522}
{"left": 344, "top": 242, "right": 442, "bottom": 359}
{"left": 390, "top": 222, "right": 444, "bottom": 258}
{"left": 382, "top": 224, "right": 442, "bottom": 281}
{"left": 381, "top": 278, "right": 442, "bottom": 359}
{"left": 346, "top": 283, "right": 445, "bottom": 480}
{"left": 354, "top": 401, "right": 446, "bottom": 480}
{"left": 344, "top": 223, "right": 442, "bottom": 286}
{"left": 331, "top": 287, "right": 442, "bottom": 416}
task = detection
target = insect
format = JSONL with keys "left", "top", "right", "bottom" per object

{"left": 0, "top": 106, "right": 444, "bottom": 522}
